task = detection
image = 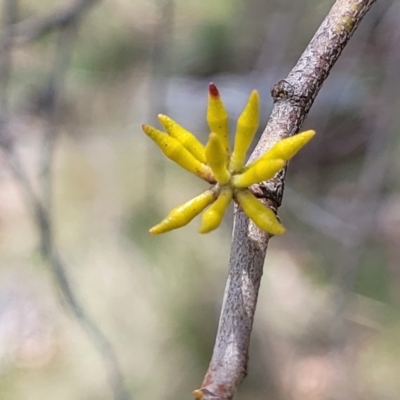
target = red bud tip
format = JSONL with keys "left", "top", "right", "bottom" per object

{"left": 208, "top": 82, "right": 219, "bottom": 98}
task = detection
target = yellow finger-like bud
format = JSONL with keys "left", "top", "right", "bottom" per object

{"left": 150, "top": 189, "right": 217, "bottom": 234}
{"left": 232, "top": 158, "right": 285, "bottom": 188}
{"left": 157, "top": 114, "right": 206, "bottom": 163}
{"left": 142, "top": 124, "right": 214, "bottom": 182}
{"left": 229, "top": 90, "right": 259, "bottom": 172}
{"left": 259, "top": 130, "right": 316, "bottom": 163}
{"left": 205, "top": 132, "right": 231, "bottom": 185}
{"left": 235, "top": 189, "right": 285, "bottom": 235}
{"left": 207, "top": 83, "right": 230, "bottom": 156}
{"left": 199, "top": 186, "right": 233, "bottom": 233}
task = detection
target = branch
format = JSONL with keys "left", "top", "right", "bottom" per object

{"left": 195, "top": 1, "right": 377, "bottom": 399}
{"left": 0, "top": 0, "right": 99, "bottom": 54}
{"left": 5, "top": 150, "right": 132, "bottom": 400}
{"left": 0, "top": 2, "right": 130, "bottom": 399}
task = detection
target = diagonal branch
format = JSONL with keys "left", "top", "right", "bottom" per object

{"left": 0, "top": 1, "right": 130, "bottom": 399}
{"left": 5, "top": 149, "right": 132, "bottom": 400}
{"left": 0, "top": 0, "right": 99, "bottom": 54}
{"left": 195, "top": 1, "right": 378, "bottom": 399}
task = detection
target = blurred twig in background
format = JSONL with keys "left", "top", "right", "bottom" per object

{"left": 0, "top": 1, "right": 131, "bottom": 399}
{"left": 0, "top": 0, "right": 100, "bottom": 54}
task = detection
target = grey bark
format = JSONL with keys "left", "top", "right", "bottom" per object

{"left": 196, "top": 1, "right": 378, "bottom": 399}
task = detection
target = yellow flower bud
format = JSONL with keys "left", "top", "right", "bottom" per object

{"left": 232, "top": 158, "right": 285, "bottom": 188}
{"left": 207, "top": 83, "right": 230, "bottom": 156}
{"left": 157, "top": 114, "right": 206, "bottom": 163}
{"left": 143, "top": 84, "right": 316, "bottom": 235}
{"left": 257, "top": 130, "right": 315, "bottom": 164}
{"left": 235, "top": 189, "right": 285, "bottom": 235}
{"left": 229, "top": 90, "right": 259, "bottom": 172}
{"left": 150, "top": 189, "right": 217, "bottom": 234}
{"left": 142, "top": 124, "right": 214, "bottom": 182}
{"left": 205, "top": 132, "right": 231, "bottom": 185}
{"left": 199, "top": 186, "right": 233, "bottom": 233}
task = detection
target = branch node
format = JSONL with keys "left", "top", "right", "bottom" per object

{"left": 270, "top": 79, "right": 294, "bottom": 102}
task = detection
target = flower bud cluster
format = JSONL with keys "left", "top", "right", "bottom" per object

{"left": 142, "top": 83, "right": 315, "bottom": 235}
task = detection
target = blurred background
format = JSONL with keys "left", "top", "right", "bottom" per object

{"left": 0, "top": 0, "right": 400, "bottom": 399}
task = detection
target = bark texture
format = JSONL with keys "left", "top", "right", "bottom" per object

{"left": 195, "top": 1, "right": 377, "bottom": 399}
